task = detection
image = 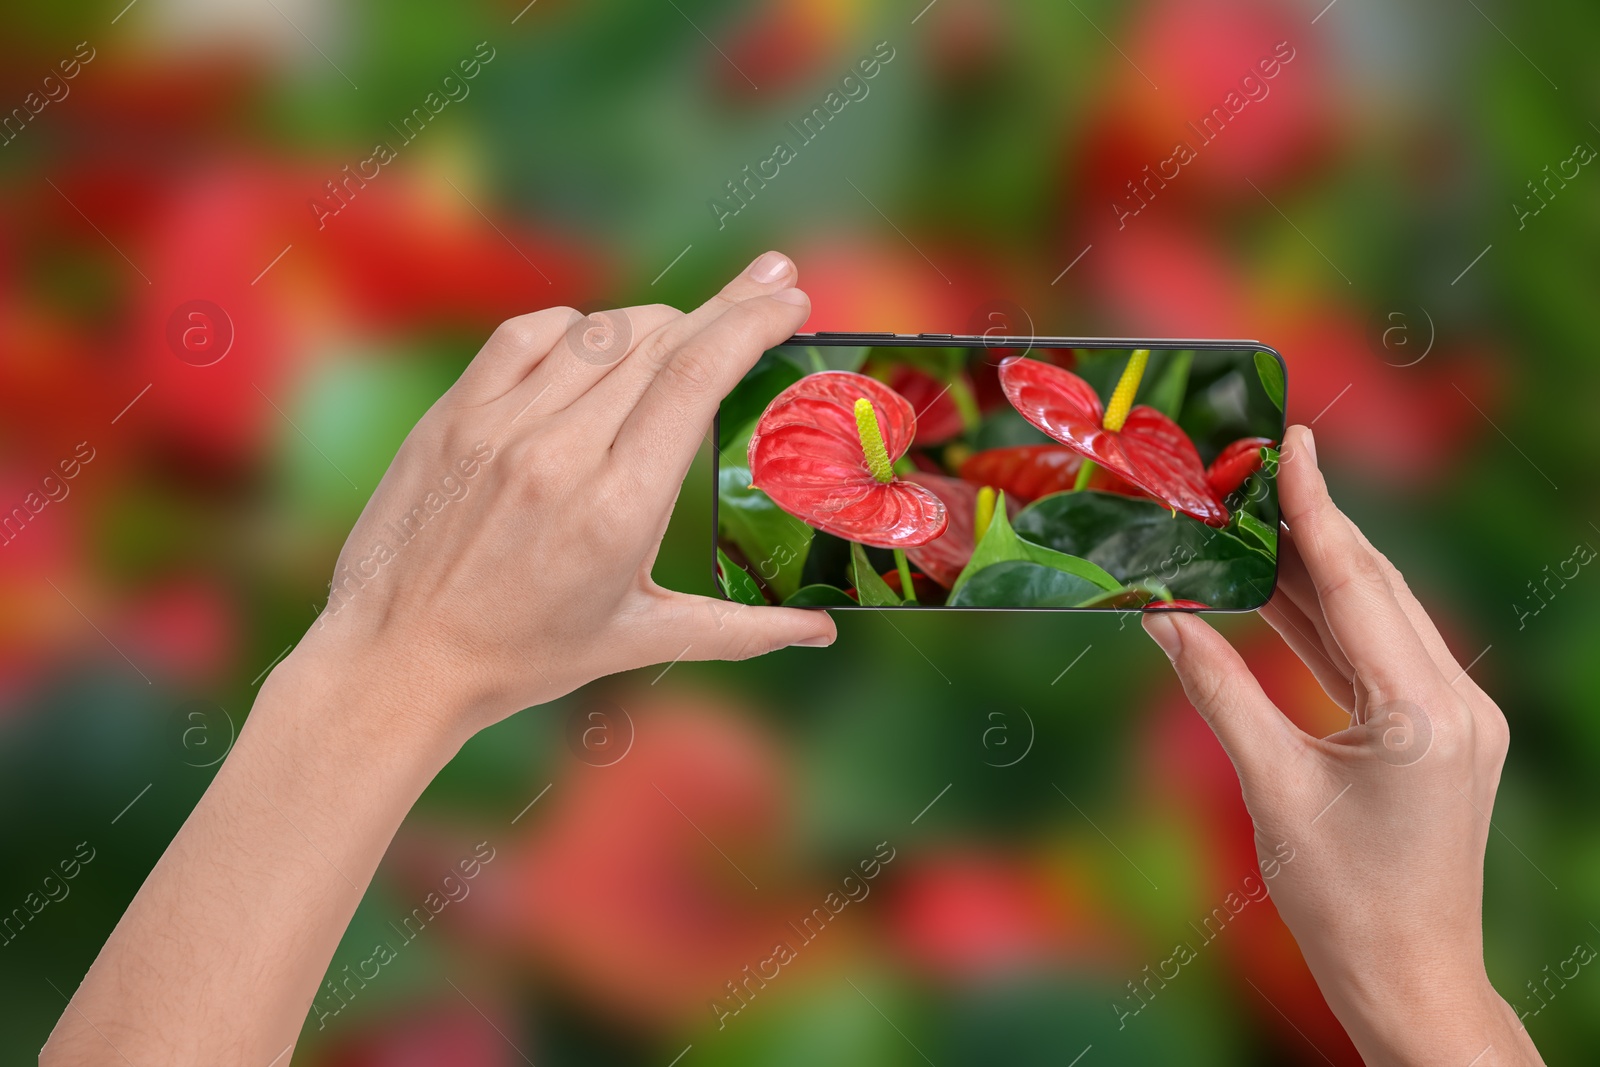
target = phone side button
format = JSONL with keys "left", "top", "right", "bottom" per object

{"left": 918, "top": 332, "right": 954, "bottom": 339}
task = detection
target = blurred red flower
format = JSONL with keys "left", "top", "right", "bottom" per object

{"left": 878, "top": 362, "right": 968, "bottom": 445}
{"left": 958, "top": 444, "right": 1144, "bottom": 505}
{"left": 1078, "top": 217, "right": 1252, "bottom": 337}
{"left": 320, "top": 1000, "right": 513, "bottom": 1067}
{"left": 2, "top": 47, "right": 609, "bottom": 686}
{"left": 1261, "top": 306, "right": 1501, "bottom": 484}
{"left": 901, "top": 471, "right": 1017, "bottom": 588}
{"left": 120, "top": 574, "right": 239, "bottom": 686}
{"left": 1075, "top": 0, "right": 1332, "bottom": 215}
{"left": 715, "top": 0, "right": 856, "bottom": 98}
{"left": 924, "top": 0, "right": 1009, "bottom": 81}
{"left": 476, "top": 695, "right": 798, "bottom": 1027}
{"left": 790, "top": 237, "right": 1005, "bottom": 334}
{"left": 885, "top": 849, "right": 1118, "bottom": 981}
{"left": 1081, "top": 218, "right": 1501, "bottom": 486}
{"left": 1206, "top": 436, "right": 1276, "bottom": 498}
{"left": 315, "top": 173, "right": 603, "bottom": 331}
{"left": 112, "top": 162, "right": 602, "bottom": 471}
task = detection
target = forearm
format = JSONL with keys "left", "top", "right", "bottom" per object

{"left": 41, "top": 649, "right": 463, "bottom": 1066}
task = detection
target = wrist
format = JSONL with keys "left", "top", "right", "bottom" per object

{"left": 268, "top": 629, "right": 483, "bottom": 756}
{"left": 253, "top": 639, "right": 475, "bottom": 791}
{"left": 1327, "top": 965, "right": 1534, "bottom": 1066}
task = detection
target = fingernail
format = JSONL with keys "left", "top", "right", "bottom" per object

{"left": 791, "top": 633, "right": 833, "bottom": 647}
{"left": 747, "top": 251, "right": 791, "bottom": 284}
{"left": 1142, "top": 613, "right": 1182, "bottom": 661}
{"left": 1302, "top": 428, "right": 1317, "bottom": 466}
{"left": 771, "top": 287, "right": 808, "bottom": 305}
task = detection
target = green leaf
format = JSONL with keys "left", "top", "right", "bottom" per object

{"left": 718, "top": 353, "right": 804, "bottom": 450}
{"left": 1143, "top": 350, "right": 1193, "bottom": 419}
{"left": 1067, "top": 349, "right": 1125, "bottom": 399}
{"left": 950, "top": 491, "right": 1122, "bottom": 598}
{"left": 948, "top": 560, "right": 1107, "bottom": 607}
{"left": 717, "top": 466, "right": 813, "bottom": 600}
{"left": 1073, "top": 581, "right": 1174, "bottom": 609}
{"left": 1254, "top": 350, "right": 1286, "bottom": 412}
{"left": 1260, "top": 445, "right": 1280, "bottom": 477}
{"left": 782, "top": 345, "right": 869, "bottom": 375}
{"left": 782, "top": 584, "right": 857, "bottom": 606}
{"left": 1233, "top": 509, "right": 1278, "bottom": 557}
{"left": 851, "top": 542, "right": 903, "bottom": 606}
{"left": 972, "top": 406, "right": 1054, "bottom": 450}
{"left": 867, "top": 345, "right": 966, "bottom": 380}
{"left": 1234, "top": 446, "right": 1282, "bottom": 529}
{"left": 717, "top": 548, "right": 766, "bottom": 605}
{"left": 1014, "top": 491, "right": 1276, "bottom": 609}
{"left": 948, "top": 374, "right": 981, "bottom": 433}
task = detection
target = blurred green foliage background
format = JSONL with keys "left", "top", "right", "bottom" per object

{"left": 2, "top": 0, "right": 1598, "bottom": 1063}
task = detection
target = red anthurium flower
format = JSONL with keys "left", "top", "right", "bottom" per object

{"left": 902, "top": 472, "right": 1019, "bottom": 587}
{"left": 748, "top": 371, "right": 948, "bottom": 548}
{"left": 875, "top": 568, "right": 943, "bottom": 602}
{"left": 1145, "top": 599, "right": 1210, "bottom": 610}
{"left": 881, "top": 363, "right": 969, "bottom": 445}
{"left": 998, "top": 352, "right": 1230, "bottom": 526}
{"left": 1206, "top": 436, "right": 1275, "bottom": 498}
{"left": 959, "top": 444, "right": 1145, "bottom": 504}
{"left": 971, "top": 347, "right": 1078, "bottom": 414}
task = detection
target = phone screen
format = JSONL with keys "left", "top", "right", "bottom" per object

{"left": 714, "top": 341, "right": 1286, "bottom": 611}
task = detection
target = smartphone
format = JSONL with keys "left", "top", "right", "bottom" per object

{"left": 713, "top": 333, "right": 1287, "bottom": 612}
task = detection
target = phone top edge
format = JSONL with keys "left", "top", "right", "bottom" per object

{"left": 703, "top": 596, "right": 1268, "bottom": 615}
{"left": 786, "top": 332, "right": 1275, "bottom": 351}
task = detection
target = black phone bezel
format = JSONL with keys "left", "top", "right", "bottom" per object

{"left": 710, "top": 333, "right": 1287, "bottom": 615}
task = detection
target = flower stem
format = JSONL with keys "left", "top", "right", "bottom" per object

{"left": 893, "top": 548, "right": 917, "bottom": 604}
{"left": 1073, "top": 459, "right": 1097, "bottom": 491}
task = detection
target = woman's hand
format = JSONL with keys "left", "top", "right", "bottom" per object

{"left": 1141, "top": 424, "right": 1542, "bottom": 1067}
{"left": 41, "top": 254, "right": 835, "bottom": 1067}
{"left": 297, "top": 250, "right": 834, "bottom": 741}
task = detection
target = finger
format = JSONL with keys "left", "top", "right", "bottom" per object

{"left": 451, "top": 305, "right": 582, "bottom": 401}
{"left": 1344, "top": 522, "right": 1471, "bottom": 685}
{"left": 1277, "top": 486, "right": 1465, "bottom": 691}
{"left": 636, "top": 249, "right": 800, "bottom": 357}
{"left": 502, "top": 302, "right": 684, "bottom": 420}
{"left": 1258, "top": 591, "right": 1356, "bottom": 711}
{"left": 1276, "top": 425, "right": 1445, "bottom": 703}
{"left": 1273, "top": 525, "right": 1357, "bottom": 682}
{"left": 580, "top": 251, "right": 804, "bottom": 426}
{"left": 607, "top": 287, "right": 811, "bottom": 479}
{"left": 1280, "top": 453, "right": 1490, "bottom": 713}
{"left": 1142, "top": 611, "right": 1302, "bottom": 784}
{"left": 651, "top": 593, "right": 836, "bottom": 662}
{"left": 634, "top": 476, "right": 686, "bottom": 579}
